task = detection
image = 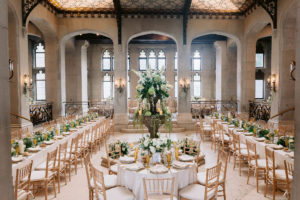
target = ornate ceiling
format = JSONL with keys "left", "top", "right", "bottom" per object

{"left": 45, "top": 0, "right": 254, "bottom": 14}
{"left": 48, "top": 0, "right": 114, "bottom": 11}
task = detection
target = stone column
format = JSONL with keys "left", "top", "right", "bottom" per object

{"left": 291, "top": 1, "right": 300, "bottom": 198}
{"left": 45, "top": 36, "right": 61, "bottom": 118}
{"left": 177, "top": 44, "right": 193, "bottom": 129}
{"left": 214, "top": 41, "right": 226, "bottom": 101}
{"left": 165, "top": 48, "right": 175, "bottom": 98}
{"left": 130, "top": 48, "right": 139, "bottom": 99}
{"left": 114, "top": 44, "right": 128, "bottom": 130}
{"left": 238, "top": 38, "right": 256, "bottom": 112}
{"left": 0, "top": 0, "right": 14, "bottom": 197}
{"left": 81, "top": 40, "right": 89, "bottom": 113}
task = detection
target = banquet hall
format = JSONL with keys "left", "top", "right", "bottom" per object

{"left": 1, "top": 0, "right": 300, "bottom": 199}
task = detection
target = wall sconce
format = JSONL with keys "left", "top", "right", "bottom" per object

{"left": 23, "top": 74, "right": 33, "bottom": 94}
{"left": 267, "top": 74, "right": 276, "bottom": 92}
{"left": 179, "top": 78, "right": 190, "bottom": 93}
{"left": 114, "top": 78, "right": 126, "bottom": 93}
{"left": 9, "top": 59, "right": 14, "bottom": 80}
{"left": 290, "top": 60, "right": 296, "bottom": 81}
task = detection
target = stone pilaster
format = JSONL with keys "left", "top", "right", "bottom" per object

{"left": 177, "top": 44, "right": 193, "bottom": 129}
{"left": 0, "top": 0, "right": 14, "bottom": 197}
{"left": 81, "top": 40, "right": 89, "bottom": 113}
{"left": 114, "top": 44, "right": 128, "bottom": 130}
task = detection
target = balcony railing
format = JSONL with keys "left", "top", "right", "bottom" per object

{"left": 29, "top": 103, "right": 53, "bottom": 125}
{"left": 63, "top": 101, "right": 114, "bottom": 117}
{"left": 191, "top": 100, "right": 238, "bottom": 117}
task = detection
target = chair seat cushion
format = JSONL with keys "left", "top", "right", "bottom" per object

{"left": 197, "top": 171, "right": 224, "bottom": 185}
{"left": 179, "top": 184, "right": 215, "bottom": 200}
{"left": 250, "top": 159, "right": 267, "bottom": 168}
{"left": 30, "top": 170, "right": 55, "bottom": 182}
{"left": 269, "top": 169, "right": 293, "bottom": 181}
{"left": 98, "top": 186, "right": 135, "bottom": 200}
{"left": 35, "top": 161, "right": 56, "bottom": 170}
{"left": 104, "top": 174, "right": 118, "bottom": 188}
{"left": 17, "top": 189, "right": 33, "bottom": 200}
{"left": 240, "top": 149, "right": 255, "bottom": 157}
{"left": 148, "top": 194, "right": 177, "bottom": 200}
{"left": 203, "top": 127, "right": 212, "bottom": 131}
{"left": 110, "top": 165, "right": 118, "bottom": 174}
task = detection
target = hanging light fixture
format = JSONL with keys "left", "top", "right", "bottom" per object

{"left": 289, "top": 60, "right": 296, "bottom": 81}
{"left": 9, "top": 59, "right": 14, "bottom": 80}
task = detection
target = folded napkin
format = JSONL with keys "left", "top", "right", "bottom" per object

{"left": 150, "top": 164, "right": 168, "bottom": 174}
{"left": 179, "top": 154, "right": 194, "bottom": 162}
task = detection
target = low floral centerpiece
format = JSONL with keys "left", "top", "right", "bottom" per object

{"left": 133, "top": 69, "right": 172, "bottom": 138}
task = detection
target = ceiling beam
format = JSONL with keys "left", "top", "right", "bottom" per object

{"left": 182, "top": 0, "right": 192, "bottom": 45}
{"left": 113, "top": 0, "right": 122, "bottom": 44}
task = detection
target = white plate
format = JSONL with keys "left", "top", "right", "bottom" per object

{"left": 62, "top": 132, "right": 70, "bottom": 136}
{"left": 125, "top": 163, "right": 144, "bottom": 171}
{"left": 12, "top": 156, "right": 24, "bottom": 163}
{"left": 236, "top": 129, "right": 244, "bottom": 132}
{"left": 44, "top": 140, "right": 55, "bottom": 145}
{"left": 150, "top": 165, "right": 168, "bottom": 174}
{"left": 244, "top": 132, "right": 253, "bottom": 136}
{"left": 28, "top": 147, "right": 41, "bottom": 152}
{"left": 55, "top": 135, "right": 64, "bottom": 139}
{"left": 254, "top": 137, "right": 265, "bottom": 142}
{"left": 179, "top": 154, "right": 194, "bottom": 162}
{"left": 172, "top": 160, "right": 189, "bottom": 169}
{"left": 69, "top": 128, "right": 77, "bottom": 132}
{"left": 119, "top": 156, "right": 135, "bottom": 164}
{"left": 268, "top": 144, "right": 284, "bottom": 150}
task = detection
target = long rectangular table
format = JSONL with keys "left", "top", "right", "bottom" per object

{"left": 11, "top": 117, "right": 105, "bottom": 182}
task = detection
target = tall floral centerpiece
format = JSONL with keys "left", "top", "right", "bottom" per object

{"left": 134, "top": 69, "right": 172, "bottom": 138}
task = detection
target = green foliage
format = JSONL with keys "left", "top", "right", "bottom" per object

{"left": 23, "top": 138, "right": 33, "bottom": 148}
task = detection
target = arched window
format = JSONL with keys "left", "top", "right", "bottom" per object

{"left": 192, "top": 50, "right": 201, "bottom": 71}
{"left": 138, "top": 50, "right": 147, "bottom": 71}
{"left": 33, "top": 43, "right": 46, "bottom": 101}
{"left": 102, "top": 50, "right": 113, "bottom": 71}
{"left": 102, "top": 73, "right": 114, "bottom": 99}
{"left": 157, "top": 50, "right": 166, "bottom": 71}
{"left": 148, "top": 50, "right": 156, "bottom": 70}
{"left": 192, "top": 73, "right": 201, "bottom": 98}
{"left": 127, "top": 75, "right": 130, "bottom": 99}
{"left": 174, "top": 75, "right": 178, "bottom": 98}
{"left": 127, "top": 53, "right": 130, "bottom": 71}
{"left": 174, "top": 51, "right": 178, "bottom": 71}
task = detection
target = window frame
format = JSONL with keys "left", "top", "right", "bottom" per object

{"left": 192, "top": 50, "right": 201, "bottom": 71}
{"left": 102, "top": 50, "right": 113, "bottom": 71}
{"left": 192, "top": 73, "right": 201, "bottom": 98}
{"left": 138, "top": 50, "right": 147, "bottom": 71}
{"left": 102, "top": 73, "right": 114, "bottom": 100}
{"left": 157, "top": 50, "right": 166, "bottom": 71}
{"left": 255, "top": 79, "right": 265, "bottom": 99}
{"left": 32, "top": 42, "right": 46, "bottom": 101}
{"left": 255, "top": 53, "right": 264, "bottom": 68}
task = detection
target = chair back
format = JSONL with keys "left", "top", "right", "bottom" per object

{"left": 84, "top": 153, "right": 92, "bottom": 189}
{"left": 143, "top": 177, "right": 175, "bottom": 200}
{"left": 58, "top": 141, "right": 68, "bottom": 169}
{"left": 204, "top": 162, "right": 222, "bottom": 200}
{"left": 246, "top": 140, "right": 258, "bottom": 166}
{"left": 68, "top": 137, "right": 78, "bottom": 161}
{"left": 217, "top": 149, "right": 229, "bottom": 182}
{"left": 15, "top": 160, "right": 33, "bottom": 200}
{"left": 265, "top": 147, "right": 276, "bottom": 180}
{"left": 45, "top": 147, "right": 58, "bottom": 178}
{"left": 90, "top": 163, "right": 107, "bottom": 200}
{"left": 284, "top": 159, "right": 294, "bottom": 184}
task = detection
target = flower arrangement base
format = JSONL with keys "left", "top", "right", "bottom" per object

{"left": 143, "top": 115, "right": 165, "bottom": 139}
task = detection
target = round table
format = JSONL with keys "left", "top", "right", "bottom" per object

{"left": 117, "top": 163, "right": 197, "bottom": 200}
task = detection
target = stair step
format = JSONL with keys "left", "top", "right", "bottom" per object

{"left": 120, "top": 127, "right": 185, "bottom": 134}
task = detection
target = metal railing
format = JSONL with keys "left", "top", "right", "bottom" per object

{"left": 63, "top": 101, "right": 114, "bottom": 117}
{"left": 249, "top": 101, "right": 271, "bottom": 121}
{"left": 191, "top": 100, "right": 238, "bottom": 117}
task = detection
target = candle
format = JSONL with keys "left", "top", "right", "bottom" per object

{"left": 19, "top": 140, "right": 24, "bottom": 154}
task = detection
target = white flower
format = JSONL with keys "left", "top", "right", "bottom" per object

{"left": 144, "top": 140, "right": 149, "bottom": 147}
{"left": 150, "top": 146, "right": 156, "bottom": 154}
{"left": 156, "top": 145, "right": 160, "bottom": 150}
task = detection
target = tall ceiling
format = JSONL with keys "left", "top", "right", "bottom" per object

{"left": 47, "top": 0, "right": 253, "bottom": 14}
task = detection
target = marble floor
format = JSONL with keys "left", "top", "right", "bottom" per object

{"left": 35, "top": 132, "right": 286, "bottom": 200}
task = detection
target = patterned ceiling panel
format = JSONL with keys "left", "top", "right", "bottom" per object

{"left": 48, "top": 0, "right": 114, "bottom": 11}
{"left": 191, "top": 0, "right": 253, "bottom": 13}
{"left": 120, "top": 0, "right": 185, "bottom": 12}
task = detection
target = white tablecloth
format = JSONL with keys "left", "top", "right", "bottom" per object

{"left": 11, "top": 117, "right": 105, "bottom": 182}
{"left": 222, "top": 123, "right": 294, "bottom": 168}
{"left": 117, "top": 165, "right": 197, "bottom": 200}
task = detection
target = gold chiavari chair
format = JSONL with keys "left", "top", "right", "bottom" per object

{"left": 15, "top": 160, "right": 33, "bottom": 200}
{"left": 179, "top": 162, "right": 222, "bottom": 200}
{"left": 90, "top": 162, "right": 135, "bottom": 200}
{"left": 284, "top": 160, "right": 294, "bottom": 200}
{"left": 143, "top": 177, "right": 175, "bottom": 200}
{"left": 232, "top": 133, "right": 250, "bottom": 176}
{"left": 105, "top": 140, "right": 121, "bottom": 175}
{"left": 265, "top": 147, "right": 290, "bottom": 200}
{"left": 30, "top": 148, "right": 58, "bottom": 200}
{"left": 246, "top": 140, "right": 268, "bottom": 193}
{"left": 211, "top": 121, "right": 219, "bottom": 152}
{"left": 196, "top": 150, "right": 228, "bottom": 200}
{"left": 66, "top": 136, "right": 79, "bottom": 181}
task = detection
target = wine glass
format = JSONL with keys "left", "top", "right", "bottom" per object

{"left": 33, "top": 138, "right": 37, "bottom": 147}
{"left": 145, "top": 154, "right": 150, "bottom": 169}
{"left": 15, "top": 146, "right": 19, "bottom": 156}
{"left": 166, "top": 153, "right": 171, "bottom": 169}
{"left": 175, "top": 147, "right": 179, "bottom": 160}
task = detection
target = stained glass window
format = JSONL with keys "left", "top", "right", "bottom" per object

{"left": 157, "top": 50, "right": 166, "bottom": 71}
{"left": 148, "top": 50, "right": 157, "bottom": 70}
{"left": 139, "top": 50, "right": 147, "bottom": 71}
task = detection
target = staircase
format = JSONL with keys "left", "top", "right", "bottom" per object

{"left": 120, "top": 120, "right": 186, "bottom": 134}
